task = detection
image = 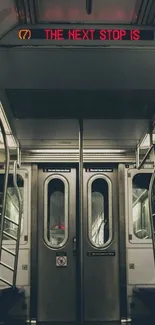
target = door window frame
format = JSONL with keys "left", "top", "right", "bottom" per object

{"left": 128, "top": 168, "right": 153, "bottom": 244}
{"left": 44, "top": 174, "right": 69, "bottom": 249}
{"left": 87, "top": 174, "right": 113, "bottom": 248}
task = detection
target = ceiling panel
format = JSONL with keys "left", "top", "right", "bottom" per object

{"left": 12, "top": 118, "right": 148, "bottom": 149}
{"left": 1, "top": 48, "right": 155, "bottom": 90}
{"left": 5, "top": 89, "right": 155, "bottom": 119}
{"left": 37, "top": 0, "right": 141, "bottom": 23}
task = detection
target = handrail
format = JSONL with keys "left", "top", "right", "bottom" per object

{"left": 0, "top": 119, "right": 10, "bottom": 263}
{"left": 138, "top": 144, "right": 154, "bottom": 170}
{"left": 133, "top": 189, "right": 148, "bottom": 208}
{"left": 148, "top": 167, "right": 155, "bottom": 266}
{"left": 12, "top": 160, "right": 23, "bottom": 287}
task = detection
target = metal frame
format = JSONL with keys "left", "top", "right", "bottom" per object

{"left": 43, "top": 174, "right": 69, "bottom": 249}
{"left": 30, "top": 164, "right": 38, "bottom": 321}
{"left": 118, "top": 164, "right": 127, "bottom": 321}
{"left": 27, "top": 0, "right": 37, "bottom": 24}
{"left": 15, "top": 0, "right": 27, "bottom": 24}
{"left": 0, "top": 90, "right": 18, "bottom": 148}
{"left": 136, "top": 117, "right": 155, "bottom": 169}
{"left": 76, "top": 119, "right": 84, "bottom": 325}
{"left": 125, "top": 166, "right": 155, "bottom": 322}
{"left": 137, "top": 144, "right": 154, "bottom": 169}
{"left": 87, "top": 174, "right": 113, "bottom": 248}
{"left": 12, "top": 160, "right": 23, "bottom": 287}
{"left": 146, "top": 0, "right": 155, "bottom": 25}
{"left": 128, "top": 168, "right": 153, "bottom": 245}
{"left": 148, "top": 162, "right": 155, "bottom": 264}
{"left": 137, "top": 0, "right": 149, "bottom": 25}
{"left": 0, "top": 118, "right": 10, "bottom": 261}
{"left": 140, "top": 0, "right": 154, "bottom": 25}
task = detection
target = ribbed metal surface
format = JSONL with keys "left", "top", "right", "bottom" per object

{"left": 21, "top": 151, "right": 140, "bottom": 163}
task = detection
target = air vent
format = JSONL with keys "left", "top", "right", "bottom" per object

{"left": 21, "top": 150, "right": 143, "bottom": 163}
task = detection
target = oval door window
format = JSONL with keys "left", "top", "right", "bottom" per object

{"left": 88, "top": 175, "right": 112, "bottom": 248}
{"left": 44, "top": 175, "right": 69, "bottom": 248}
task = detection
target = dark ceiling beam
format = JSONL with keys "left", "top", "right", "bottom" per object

{"left": 14, "top": 0, "right": 27, "bottom": 24}
{"left": 142, "top": 0, "right": 154, "bottom": 24}
{"left": 137, "top": 0, "right": 151, "bottom": 25}
{"left": 86, "top": 0, "right": 93, "bottom": 15}
{"left": 14, "top": 0, "right": 37, "bottom": 24}
{"left": 147, "top": 1, "right": 155, "bottom": 25}
{"left": 27, "top": 0, "right": 37, "bottom": 24}
{"left": 23, "top": 0, "right": 30, "bottom": 23}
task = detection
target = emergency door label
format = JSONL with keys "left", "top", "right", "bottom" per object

{"left": 87, "top": 251, "right": 115, "bottom": 257}
{"left": 56, "top": 252, "right": 67, "bottom": 267}
{"left": 85, "top": 168, "right": 113, "bottom": 172}
{"left": 43, "top": 168, "right": 71, "bottom": 172}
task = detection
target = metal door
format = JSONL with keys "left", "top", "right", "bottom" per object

{"left": 37, "top": 166, "right": 120, "bottom": 323}
{"left": 83, "top": 167, "right": 120, "bottom": 322}
{"left": 37, "top": 167, "right": 76, "bottom": 323}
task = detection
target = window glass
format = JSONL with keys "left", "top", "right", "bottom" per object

{"left": 88, "top": 176, "right": 112, "bottom": 247}
{"left": 132, "top": 173, "right": 152, "bottom": 239}
{"left": 151, "top": 175, "right": 155, "bottom": 217}
{"left": 0, "top": 0, "right": 17, "bottom": 38}
{"left": 0, "top": 174, "right": 24, "bottom": 239}
{"left": 45, "top": 177, "right": 68, "bottom": 247}
{"left": 37, "top": 0, "right": 141, "bottom": 23}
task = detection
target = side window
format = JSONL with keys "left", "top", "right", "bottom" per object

{"left": 44, "top": 176, "right": 68, "bottom": 248}
{"left": 88, "top": 175, "right": 112, "bottom": 247}
{"left": 132, "top": 173, "right": 152, "bottom": 239}
{"left": 0, "top": 174, "right": 24, "bottom": 239}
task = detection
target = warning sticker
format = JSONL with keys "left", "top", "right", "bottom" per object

{"left": 43, "top": 168, "right": 71, "bottom": 173}
{"left": 87, "top": 251, "right": 115, "bottom": 257}
{"left": 85, "top": 168, "right": 113, "bottom": 172}
{"left": 56, "top": 252, "right": 67, "bottom": 267}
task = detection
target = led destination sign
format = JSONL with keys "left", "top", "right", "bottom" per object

{"left": 18, "top": 28, "right": 154, "bottom": 41}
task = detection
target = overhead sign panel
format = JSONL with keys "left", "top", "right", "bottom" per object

{"left": 18, "top": 29, "right": 154, "bottom": 41}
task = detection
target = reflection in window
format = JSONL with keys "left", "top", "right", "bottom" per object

{"left": 151, "top": 175, "right": 155, "bottom": 218}
{"left": 0, "top": 0, "right": 17, "bottom": 23}
{"left": 89, "top": 177, "right": 111, "bottom": 247}
{"left": 132, "top": 173, "right": 152, "bottom": 239}
{"left": 0, "top": 174, "right": 24, "bottom": 239}
{"left": 0, "top": 0, "right": 18, "bottom": 38}
{"left": 37, "top": 0, "right": 141, "bottom": 23}
{"left": 46, "top": 178, "right": 68, "bottom": 247}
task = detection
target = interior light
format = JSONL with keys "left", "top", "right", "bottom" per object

{"left": 29, "top": 149, "right": 125, "bottom": 153}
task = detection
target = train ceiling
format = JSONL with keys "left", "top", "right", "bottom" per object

{"left": 4, "top": 89, "right": 155, "bottom": 119}
{"left": 1, "top": 0, "right": 155, "bottom": 37}
{"left": 0, "top": 1, "right": 155, "bottom": 151}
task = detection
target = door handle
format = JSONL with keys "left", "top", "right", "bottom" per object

{"left": 73, "top": 236, "right": 76, "bottom": 255}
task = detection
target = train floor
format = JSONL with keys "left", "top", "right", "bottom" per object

{"left": 0, "top": 319, "right": 155, "bottom": 325}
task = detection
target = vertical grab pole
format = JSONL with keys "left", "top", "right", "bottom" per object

{"left": 136, "top": 145, "right": 140, "bottom": 169}
{"left": 12, "top": 161, "right": 23, "bottom": 287}
{"left": 0, "top": 120, "right": 10, "bottom": 262}
{"left": 77, "top": 118, "right": 84, "bottom": 325}
{"left": 148, "top": 146, "right": 155, "bottom": 265}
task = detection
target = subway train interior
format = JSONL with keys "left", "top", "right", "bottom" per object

{"left": 1, "top": 0, "right": 155, "bottom": 325}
